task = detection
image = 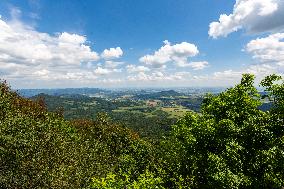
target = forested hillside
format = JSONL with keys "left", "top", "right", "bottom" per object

{"left": 1, "top": 74, "right": 284, "bottom": 188}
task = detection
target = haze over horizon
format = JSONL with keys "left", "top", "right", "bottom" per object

{"left": 0, "top": 0, "right": 284, "bottom": 88}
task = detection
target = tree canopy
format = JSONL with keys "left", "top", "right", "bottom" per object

{"left": 0, "top": 74, "right": 283, "bottom": 188}
{"left": 158, "top": 74, "right": 284, "bottom": 188}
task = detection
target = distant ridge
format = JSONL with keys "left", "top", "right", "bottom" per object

{"left": 135, "top": 90, "right": 182, "bottom": 100}
{"left": 18, "top": 88, "right": 107, "bottom": 97}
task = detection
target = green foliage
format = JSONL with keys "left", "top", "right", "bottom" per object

{"left": 91, "top": 170, "right": 164, "bottom": 189}
{"left": 1, "top": 74, "right": 284, "bottom": 188}
{"left": 0, "top": 82, "right": 154, "bottom": 188}
{"left": 158, "top": 74, "right": 284, "bottom": 188}
{"left": 1, "top": 83, "right": 81, "bottom": 188}
{"left": 261, "top": 74, "right": 284, "bottom": 137}
{"left": 111, "top": 110, "right": 175, "bottom": 140}
{"left": 32, "top": 93, "right": 177, "bottom": 140}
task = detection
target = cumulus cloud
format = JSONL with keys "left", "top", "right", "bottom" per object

{"left": 213, "top": 70, "right": 242, "bottom": 80}
{"left": 101, "top": 47, "right": 123, "bottom": 59}
{"left": 33, "top": 69, "right": 50, "bottom": 78}
{"left": 211, "top": 63, "right": 278, "bottom": 83}
{"left": 93, "top": 67, "right": 121, "bottom": 76}
{"left": 185, "top": 63, "right": 279, "bottom": 87}
{"left": 0, "top": 14, "right": 104, "bottom": 86}
{"left": 0, "top": 12, "right": 135, "bottom": 87}
{"left": 139, "top": 40, "right": 199, "bottom": 68}
{"left": 59, "top": 32, "right": 87, "bottom": 44}
{"left": 127, "top": 71, "right": 185, "bottom": 82}
{"left": 126, "top": 65, "right": 150, "bottom": 73}
{"left": 246, "top": 33, "right": 284, "bottom": 65}
{"left": 93, "top": 67, "right": 112, "bottom": 75}
{"left": 104, "top": 60, "right": 124, "bottom": 68}
{"left": 99, "top": 78, "right": 123, "bottom": 84}
{"left": 209, "top": 0, "right": 284, "bottom": 38}
{"left": 246, "top": 64, "right": 278, "bottom": 76}
{"left": 208, "top": 0, "right": 284, "bottom": 84}
{"left": 0, "top": 19, "right": 99, "bottom": 67}
{"left": 177, "top": 61, "right": 209, "bottom": 70}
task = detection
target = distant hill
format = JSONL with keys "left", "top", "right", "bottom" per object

{"left": 135, "top": 90, "right": 183, "bottom": 100}
{"left": 259, "top": 102, "right": 273, "bottom": 111}
{"left": 17, "top": 88, "right": 107, "bottom": 97}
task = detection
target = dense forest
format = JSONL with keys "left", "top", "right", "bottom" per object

{"left": 0, "top": 74, "right": 284, "bottom": 188}
{"left": 28, "top": 93, "right": 177, "bottom": 140}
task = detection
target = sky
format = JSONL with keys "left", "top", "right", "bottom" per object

{"left": 0, "top": 0, "right": 284, "bottom": 89}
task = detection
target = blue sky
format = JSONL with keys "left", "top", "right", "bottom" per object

{"left": 0, "top": 0, "right": 283, "bottom": 88}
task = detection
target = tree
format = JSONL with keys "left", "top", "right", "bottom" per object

{"left": 159, "top": 74, "right": 284, "bottom": 188}
{"left": 0, "top": 82, "right": 154, "bottom": 188}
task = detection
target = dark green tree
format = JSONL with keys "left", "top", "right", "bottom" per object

{"left": 0, "top": 82, "right": 154, "bottom": 188}
{"left": 159, "top": 74, "right": 284, "bottom": 188}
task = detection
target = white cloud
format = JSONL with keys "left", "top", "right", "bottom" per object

{"left": 208, "top": 1, "right": 284, "bottom": 84}
{"left": 246, "top": 33, "right": 284, "bottom": 65}
{"left": 246, "top": 64, "right": 278, "bottom": 77}
{"left": 33, "top": 69, "right": 50, "bottom": 77}
{"left": 0, "top": 12, "right": 141, "bottom": 88}
{"left": 93, "top": 67, "right": 112, "bottom": 75}
{"left": 177, "top": 61, "right": 209, "bottom": 70}
{"left": 99, "top": 78, "right": 123, "bottom": 84}
{"left": 101, "top": 47, "right": 123, "bottom": 59}
{"left": 126, "top": 65, "right": 150, "bottom": 73}
{"left": 59, "top": 32, "right": 86, "bottom": 44}
{"left": 104, "top": 60, "right": 124, "bottom": 68}
{"left": 0, "top": 12, "right": 135, "bottom": 87}
{"left": 211, "top": 63, "right": 278, "bottom": 83}
{"left": 127, "top": 71, "right": 185, "bottom": 82}
{"left": 213, "top": 70, "right": 242, "bottom": 80}
{"left": 0, "top": 19, "right": 99, "bottom": 67}
{"left": 139, "top": 40, "right": 199, "bottom": 68}
{"left": 209, "top": 0, "right": 284, "bottom": 38}
{"left": 93, "top": 67, "right": 121, "bottom": 76}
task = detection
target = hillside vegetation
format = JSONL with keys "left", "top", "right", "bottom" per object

{"left": 29, "top": 93, "right": 177, "bottom": 140}
{"left": 0, "top": 81, "right": 154, "bottom": 188}
{"left": 0, "top": 74, "right": 283, "bottom": 188}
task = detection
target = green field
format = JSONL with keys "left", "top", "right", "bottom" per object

{"left": 112, "top": 104, "right": 191, "bottom": 118}
{"left": 160, "top": 106, "right": 191, "bottom": 118}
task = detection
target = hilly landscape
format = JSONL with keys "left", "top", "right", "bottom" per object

{"left": 1, "top": 74, "right": 284, "bottom": 188}
{"left": 19, "top": 88, "right": 205, "bottom": 139}
{"left": 1, "top": 0, "right": 284, "bottom": 188}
